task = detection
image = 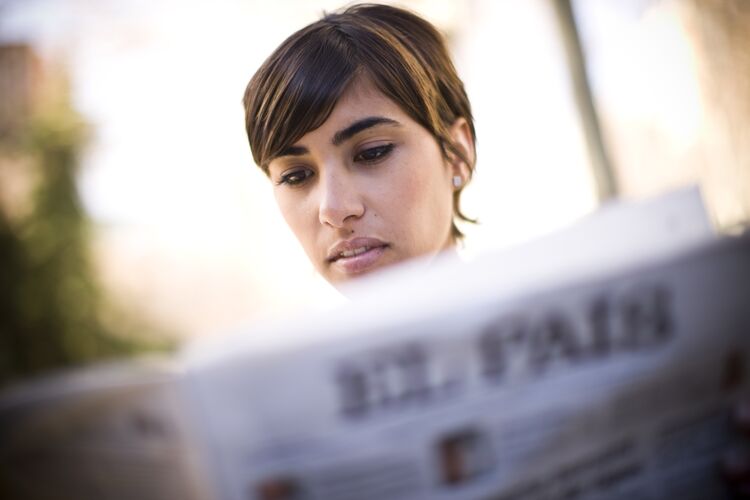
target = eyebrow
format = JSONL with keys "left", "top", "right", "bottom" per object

{"left": 276, "top": 145, "right": 309, "bottom": 158}
{"left": 273, "top": 116, "right": 400, "bottom": 160}
{"left": 332, "top": 116, "right": 400, "bottom": 146}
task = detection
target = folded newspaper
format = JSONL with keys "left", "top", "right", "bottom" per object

{"left": 2, "top": 187, "right": 749, "bottom": 500}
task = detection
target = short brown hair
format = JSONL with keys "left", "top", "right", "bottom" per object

{"left": 243, "top": 3, "right": 476, "bottom": 238}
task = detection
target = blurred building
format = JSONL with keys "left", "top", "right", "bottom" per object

{"left": 0, "top": 44, "right": 41, "bottom": 140}
{"left": 0, "top": 44, "right": 42, "bottom": 225}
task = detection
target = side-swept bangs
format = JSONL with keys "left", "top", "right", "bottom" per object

{"left": 243, "top": 23, "right": 359, "bottom": 170}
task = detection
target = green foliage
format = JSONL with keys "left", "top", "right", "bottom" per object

{"left": 0, "top": 89, "right": 174, "bottom": 388}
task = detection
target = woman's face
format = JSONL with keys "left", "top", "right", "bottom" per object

{"left": 267, "top": 76, "right": 471, "bottom": 286}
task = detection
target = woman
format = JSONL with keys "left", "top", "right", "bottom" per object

{"left": 243, "top": 3, "right": 750, "bottom": 496}
{"left": 242, "top": 3, "right": 475, "bottom": 287}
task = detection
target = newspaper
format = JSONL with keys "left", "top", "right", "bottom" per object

{"left": 1, "top": 187, "right": 749, "bottom": 500}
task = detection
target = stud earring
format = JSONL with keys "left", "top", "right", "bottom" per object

{"left": 452, "top": 175, "right": 463, "bottom": 188}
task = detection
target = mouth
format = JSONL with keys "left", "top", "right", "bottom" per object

{"left": 328, "top": 244, "right": 386, "bottom": 261}
{"left": 327, "top": 238, "right": 390, "bottom": 275}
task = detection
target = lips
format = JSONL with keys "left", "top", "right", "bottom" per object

{"left": 327, "top": 237, "right": 389, "bottom": 275}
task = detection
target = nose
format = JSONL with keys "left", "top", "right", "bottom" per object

{"left": 318, "top": 169, "right": 365, "bottom": 228}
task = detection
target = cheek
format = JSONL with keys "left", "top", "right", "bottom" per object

{"left": 275, "top": 192, "right": 319, "bottom": 254}
{"left": 378, "top": 154, "right": 453, "bottom": 240}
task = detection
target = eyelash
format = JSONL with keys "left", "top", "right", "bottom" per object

{"left": 277, "top": 168, "right": 313, "bottom": 187}
{"left": 275, "top": 144, "right": 395, "bottom": 187}
{"left": 354, "top": 143, "right": 394, "bottom": 163}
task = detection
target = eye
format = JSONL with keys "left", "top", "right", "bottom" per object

{"left": 354, "top": 143, "right": 394, "bottom": 163}
{"left": 277, "top": 168, "right": 314, "bottom": 187}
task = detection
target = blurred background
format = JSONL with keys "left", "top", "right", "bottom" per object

{"left": 1, "top": 0, "right": 748, "bottom": 385}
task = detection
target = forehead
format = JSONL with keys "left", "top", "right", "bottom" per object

{"left": 295, "top": 76, "right": 408, "bottom": 143}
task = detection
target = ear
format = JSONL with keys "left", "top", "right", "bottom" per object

{"left": 446, "top": 117, "right": 475, "bottom": 186}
